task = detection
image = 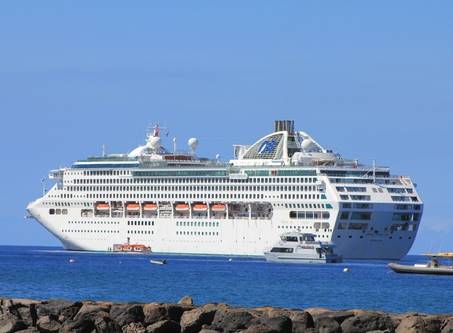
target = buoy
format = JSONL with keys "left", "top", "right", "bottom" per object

{"left": 69, "top": 258, "right": 76, "bottom": 263}
{"left": 343, "top": 267, "right": 349, "bottom": 272}
{"left": 228, "top": 258, "right": 233, "bottom": 262}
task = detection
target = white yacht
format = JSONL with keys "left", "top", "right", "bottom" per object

{"left": 264, "top": 232, "right": 342, "bottom": 264}
{"left": 26, "top": 120, "right": 423, "bottom": 259}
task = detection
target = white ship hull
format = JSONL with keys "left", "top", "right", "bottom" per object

{"left": 28, "top": 200, "right": 416, "bottom": 260}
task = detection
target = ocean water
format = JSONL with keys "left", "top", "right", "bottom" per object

{"left": 0, "top": 246, "right": 452, "bottom": 314}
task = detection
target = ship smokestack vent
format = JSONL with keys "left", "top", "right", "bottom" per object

{"left": 274, "top": 120, "right": 295, "bottom": 134}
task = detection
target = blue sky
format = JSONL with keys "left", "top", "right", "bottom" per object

{"left": 0, "top": 1, "right": 452, "bottom": 253}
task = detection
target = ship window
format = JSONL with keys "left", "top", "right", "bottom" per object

{"left": 340, "top": 212, "right": 349, "bottom": 220}
{"left": 351, "top": 212, "right": 372, "bottom": 220}
{"left": 49, "top": 209, "right": 55, "bottom": 215}
{"left": 270, "top": 247, "right": 294, "bottom": 253}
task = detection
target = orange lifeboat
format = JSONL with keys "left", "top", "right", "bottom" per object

{"left": 132, "top": 245, "right": 151, "bottom": 252}
{"left": 113, "top": 243, "right": 151, "bottom": 253}
{"left": 211, "top": 203, "right": 226, "bottom": 212}
{"left": 143, "top": 203, "right": 158, "bottom": 211}
{"left": 175, "top": 203, "right": 190, "bottom": 211}
{"left": 96, "top": 203, "right": 110, "bottom": 210}
{"left": 126, "top": 203, "right": 140, "bottom": 211}
{"left": 193, "top": 203, "right": 208, "bottom": 212}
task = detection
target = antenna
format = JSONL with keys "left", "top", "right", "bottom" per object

{"left": 173, "top": 137, "right": 177, "bottom": 155}
{"left": 372, "top": 160, "right": 376, "bottom": 184}
{"left": 102, "top": 144, "right": 106, "bottom": 157}
{"left": 41, "top": 177, "right": 46, "bottom": 196}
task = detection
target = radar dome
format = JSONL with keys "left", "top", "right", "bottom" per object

{"left": 301, "top": 139, "right": 314, "bottom": 150}
{"left": 188, "top": 137, "right": 199, "bottom": 150}
{"left": 147, "top": 136, "right": 161, "bottom": 150}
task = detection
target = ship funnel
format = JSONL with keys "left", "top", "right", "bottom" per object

{"left": 274, "top": 120, "right": 295, "bottom": 134}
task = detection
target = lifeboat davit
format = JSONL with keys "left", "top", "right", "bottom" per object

{"left": 193, "top": 203, "right": 208, "bottom": 212}
{"left": 143, "top": 203, "right": 158, "bottom": 211}
{"left": 126, "top": 203, "right": 140, "bottom": 211}
{"left": 96, "top": 203, "right": 110, "bottom": 210}
{"left": 175, "top": 203, "right": 190, "bottom": 211}
{"left": 211, "top": 203, "right": 226, "bottom": 212}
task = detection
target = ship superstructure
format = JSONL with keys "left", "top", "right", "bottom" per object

{"left": 27, "top": 120, "right": 423, "bottom": 259}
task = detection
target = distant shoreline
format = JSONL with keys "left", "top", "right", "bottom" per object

{"left": 1, "top": 297, "right": 452, "bottom": 333}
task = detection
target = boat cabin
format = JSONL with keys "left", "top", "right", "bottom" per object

{"left": 280, "top": 232, "right": 316, "bottom": 243}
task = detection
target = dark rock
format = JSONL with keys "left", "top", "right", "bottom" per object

{"left": 180, "top": 304, "right": 217, "bottom": 333}
{"left": 15, "top": 304, "right": 38, "bottom": 327}
{"left": 305, "top": 308, "right": 332, "bottom": 317}
{"left": 76, "top": 303, "right": 111, "bottom": 319}
{"left": 241, "top": 323, "right": 280, "bottom": 333}
{"left": 0, "top": 300, "right": 13, "bottom": 315}
{"left": 0, "top": 300, "right": 39, "bottom": 327}
{"left": 290, "top": 311, "right": 315, "bottom": 333}
{"left": 442, "top": 317, "right": 453, "bottom": 333}
{"left": 146, "top": 320, "right": 180, "bottom": 333}
{"left": 254, "top": 307, "right": 291, "bottom": 319}
{"left": 94, "top": 312, "right": 121, "bottom": 333}
{"left": 143, "top": 303, "right": 191, "bottom": 325}
{"left": 121, "top": 322, "right": 146, "bottom": 333}
{"left": 60, "top": 302, "right": 84, "bottom": 321}
{"left": 62, "top": 305, "right": 111, "bottom": 333}
{"left": 396, "top": 315, "right": 441, "bottom": 333}
{"left": 341, "top": 312, "right": 395, "bottom": 333}
{"left": 143, "top": 304, "right": 166, "bottom": 325}
{"left": 15, "top": 329, "right": 40, "bottom": 333}
{"left": 258, "top": 316, "right": 292, "bottom": 333}
{"left": 0, "top": 313, "right": 27, "bottom": 333}
{"left": 210, "top": 308, "right": 254, "bottom": 332}
{"left": 37, "top": 315, "right": 61, "bottom": 333}
{"left": 35, "top": 300, "right": 83, "bottom": 324}
{"left": 110, "top": 305, "right": 144, "bottom": 328}
{"left": 315, "top": 310, "right": 355, "bottom": 325}
{"left": 315, "top": 316, "right": 341, "bottom": 333}
{"left": 36, "top": 300, "right": 71, "bottom": 318}
{"left": 178, "top": 297, "right": 193, "bottom": 306}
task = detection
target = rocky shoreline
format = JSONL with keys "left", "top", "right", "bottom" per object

{"left": 1, "top": 297, "right": 452, "bottom": 333}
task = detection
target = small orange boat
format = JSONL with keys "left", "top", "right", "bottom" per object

{"left": 193, "top": 203, "right": 208, "bottom": 212}
{"left": 113, "top": 243, "right": 151, "bottom": 253}
{"left": 211, "top": 203, "right": 226, "bottom": 212}
{"left": 96, "top": 203, "right": 110, "bottom": 210}
{"left": 175, "top": 203, "right": 190, "bottom": 211}
{"left": 143, "top": 203, "right": 158, "bottom": 211}
{"left": 126, "top": 203, "right": 140, "bottom": 211}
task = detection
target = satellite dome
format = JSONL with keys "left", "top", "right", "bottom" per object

{"left": 188, "top": 137, "right": 198, "bottom": 149}
{"left": 301, "top": 139, "right": 314, "bottom": 150}
{"left": 147, "top": 136, "right": 161, "bottom": 150}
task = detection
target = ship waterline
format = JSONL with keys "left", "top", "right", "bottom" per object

{"left": 27, "top": 120, "right": 423, "bottom": 259}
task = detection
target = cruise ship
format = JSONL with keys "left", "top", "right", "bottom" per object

{"left": 26, "top": 120, "right": 423, "bottom": 259}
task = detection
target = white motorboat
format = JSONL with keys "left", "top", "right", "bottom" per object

{"left": 264, "top": 232, "right": 342, "bottom": 264}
